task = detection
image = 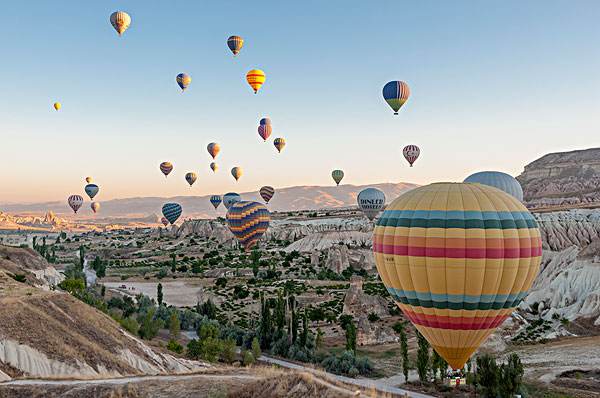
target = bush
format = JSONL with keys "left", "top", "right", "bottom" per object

{"left": 243, "top": 350, "right": 255, "bottom": 366}
{"left": 367, "top": 312, "right": 380, "bottom": 322}
{"left": 321, "top": 351, "right": 372, "bottom": 377}
{"left": 251, "top": 337, "right": 261, "bottom": 360}
{"left": 221, "top": 338, "right": 236, "bottom": 364}
{"left": 10, "top": 274, "right": 27, "bottom": 283}
{"left": 119, "top": 316, "right": 140, "bottom": 335}
{"left": 167, "top": 339, "right": 184, "bottom": 354}
{"left": 215, "top": 277, "right": 227, "bottom": 288}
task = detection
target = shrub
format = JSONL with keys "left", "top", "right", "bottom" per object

{"left": 167, "top": 339, "right": 184, "bottom": 354}
{"left": 119, "top": 316, "right": 140, "bottom": 335}
{"left": 251, "top": 337, "right": 261, "bottom": 360}
{"left": 367, "top": 312, "right": 380, "bottom": 322}
{"left": 321, "top": 350, "right": 372, "bottom": 377}
{"left": 243, "top": 350, "right": 255, "bottom": 366}
{"left": 221, "top": 338, "right": 236, "bottom": 364}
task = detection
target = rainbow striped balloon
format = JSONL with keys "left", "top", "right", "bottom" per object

{"left": 162, "top": 203, "right": 182, "bottom": 225}
{"left": 226, "top": 201, "right": 270, "bottom": 251}
{"left": 373, "top": 183, "right": 542, "bottom": 370}
{"left": 383, "top": 81, "right": 410, "bottom": 115}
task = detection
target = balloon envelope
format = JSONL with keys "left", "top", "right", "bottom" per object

{"left": 110, "top": 11, "right": 131, "bottom": 36}
{"left": 259, "top": 117, "right": 271, "bottom": 126}
{"left": 68, "top": 195, "right": 84, "bottom": 214}
{"left": 332, "top": 170, "right": 344, "bottom": 185}
{"left": 357, "top": 188, "right": 386, "bottom": 220}
{"left": 176, "top": 73, "right": 191, "bottom": 91}
{"left": 210, "top": 195, "right": 222, "bottom": 209}
{"left": 207, "top": 143, "right": 220, "bottom": 159}
{"left": 246, "top": 69, "right": 265, "bottom": 94}
{"left": 91, "top": 202, "right": 100, "bottom": 213}
{"left": 260, "top": 186, "right": 275, "bottom": 203}
{"left": 226, "top": 201, "right": 270, "bottom": 251}
{"left": 85, "top": 177, "right": 93, "bottom": 183}
{"left": 161, "top": 217, "right": 169, "bottom": 227}
{"left": 223, "top": 193, "right": 241, "bottom": 210}
{"left": 160, "top": 162, "right": 173, "bottom": 177}
{"left": 373, "top": 183, "right": 542, "bottom": 369}
{"left": 258, "top": 124, "right": 272, "bottom": 141}
{"left": 231, "top": 167, "right": 242, "bottom": 181}
{"left": 382, "top": 81, "right": 410, "bottom": 115}
{"left": 84, "top": 184, "right": 99, "bottom": 200}
{"left": 227, "top": 35, "right": 244, "bottom": 56}
{"left": 403, "top": 145, "right": 420, "bottom": 167}
{"left": 210, "top": 162, "right": 218, "bottom": 173}
{"left": 185, "top": 172, "right": 197, "bottom": 187}
{"left": 53, "top": 102, "right": 61, "bottom": 111}
{"left": 274, "top": 138, "right": 286, "bottom": 153}
{"left": 162, "top": 203, "right": 182, "bottom": 225}
{"left": 464, "top": 171, "right": 524, "bottom": 201}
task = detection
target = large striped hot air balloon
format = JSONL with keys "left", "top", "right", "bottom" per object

{"left": 84, "top": 184, "right": 99, "bottom": 200}
{"left": 258, "top": 124, "right": 272, "bottom": 141}
{"left": 162, "top": 203, "right": 182, "bottom": 225}
{"left": 223, "top": 193, "right": 241, "bottom": 210}
{"left": 273, "top": 138, "right": 286, "bottom": 153}
{"left": 68, "top": 195, "right": 84, "bottom": 214}
{"left": 231, "top": 167, "right": 243, "bottom": 181}
{"left": 403, "top": 145, "right": 420, "bottom": 167}
{"left": 226, "top": 201, "right": 270, "bottom": 251}
{"left": 160, "top": 162, "right": 173, "bottom": 177}
{"left": 373, "top": 183, "right": 542, "bottom": 370}
{"left": 91, "top": 202, "right": 100, "bottom": 214}
{"left": 259, "top": 186, "right": 275, "bottom": 204}
{"left": 207, "top": 143, "right": 220, "bottom": 159}
{"left": 331, "top": 170, "right": 344, "bottom": 186}
{"left": 210, "top": 162, "right": 218, "bottom": 173}
{"left": 464, "top": 171, "right": 524, "bottom": 202}
{"left": 357, "top": 187, "right": 386, "bottom": 221}
{"left": 246, "top": 69, "right": 265, "bottom": 94}
{"left": 176, "top": 73, "right": 191, "bottom": 92}
{"left": 110, "top": 11, "right": 131, "bottom": 36}
{"left": 383, "top": 81, "right": 410, "bottom": 115}
{"left": 210, "top": 195, "right": 222, "bottom": 210}
{"left": 227, "top": 35, "right": 244, "bottom": 56}
{"left": 185, "top": 172, "right": 197, "bottom": 187}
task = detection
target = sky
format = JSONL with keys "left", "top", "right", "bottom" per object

{"left": 0, "top": 1, "right": 599, "bottom": 204}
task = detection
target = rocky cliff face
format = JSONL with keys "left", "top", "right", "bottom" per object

{"left": 517, "top": 147, "right": 600, "bottom": 207}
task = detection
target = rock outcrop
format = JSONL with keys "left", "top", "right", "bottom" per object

{"left": 517, "top": 147, "right": 600, "bottom": 207}
{"left": 325, "top": 244, "right": 350, "bottom": 274}
{"left": 175, "top": 220, "right": 236, "bottom": 247}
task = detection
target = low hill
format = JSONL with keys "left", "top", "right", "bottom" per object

{"left": 0, "top": 182, "right": 418, "bottom": 220}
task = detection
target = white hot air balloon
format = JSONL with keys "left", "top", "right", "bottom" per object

{"left": 357, "top": 187, "right": 386, "bottom": 220}
{"left": 464, "top": 171, "right": 524, "bottom": 201}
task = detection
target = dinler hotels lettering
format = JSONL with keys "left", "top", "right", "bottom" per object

{"left": 359, "top": 198, "right": 384, "bottom": 209}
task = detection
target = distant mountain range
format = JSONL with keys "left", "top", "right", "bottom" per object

{"left": 0, "top": 182, "right": 419, "bottom": 219}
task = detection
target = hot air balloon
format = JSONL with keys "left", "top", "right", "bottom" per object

{"left": 231, "top": 167, "right": 242, "bottom": 181}
{"left": 85, "top": 177, "right": 93, "bottom": 184}
{"left": 160, "top": 162, "right": 173, "bottom": 177}
{"left": 210, "top": 195, "right": 222, "bottom": 209}
{"left": 258, "top": 124, "right": 272, "bottom": 141}
{"left": 161, "top": 217, "right": 169, "bottom": 227}
{"left": 382, "top": 81, "right": 410, "bottom": 115}
{"left": 273, "top": 138, "right": 286, "bottom": 153}
{"left": 464, "top": 171, "right": 524, "bottom": 202}
{"left": 185, "top": 172, "right": 197, "bottom": 187}
{"left": 403, "top": 145, "right": 420, "bottom": 167}
{"left": 176, "top": 73, "right": 191, "bottom": 92}
{"left": 162, "top": 203, "right": 182, "bottom": 225}
{"left": 53, "top": 102, "right": 61, "bottom": 111}
{"left": 373, "top": 183, "right": 542, "bottom": 370}
{"left": 68, "top": 195, "right": 84, "bottom": 214}
{"left": 84, "top": 184, "right": 99, "bottom": 200}
{"left": 223, "top": 192, "right": 241, "bottom": 210}
{"left": 227, "top": 35, "right": 244, "bottom": 56}
{"left": 210, "top": 162, "right": 218, "bottom": 173}
{"left": 260, "top": 118, "right": 271, "bottom": 126}
{"left": 332, "top": 170, "right": 344, "bottom": 186}
{"left": 110, "top": 11, "right": 131, "bottom": 36}
{"left": 246, "top": 69, "right": 265, "bottom": 94}
{"left": 207, "top": 143, "right": 220, "bottom": 159}
{"left": 260, "top": 186, "right": 275, "bottom": 204}
{"left": 91, "top": 202, "right": 100, "bottom": 214}
{"left": 357, "top": 188, "right": 386, "bottom": 221}
{"left": 226, "top": 201, "right": 270, "bottom": 251}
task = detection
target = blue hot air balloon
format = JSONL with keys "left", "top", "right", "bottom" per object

{"left": 226, "top": 201, "right": 270, "bottom": 251}
{"left": 210, "top": 195, "right": 222, "bottom": 209}
{"left": 464, "top": 171, "right": 524, "bottom": 201}
{"left": 382, "top": 81, "right": 410, "bottom": 115}
{"left": 84, "top": 184, "right": 99, "bottom": 200}
{"left": 162, "top": 203, "right": 182, "bottom": 225}
{"left": 223, "top": 192, "right": 242, "bottom": 210}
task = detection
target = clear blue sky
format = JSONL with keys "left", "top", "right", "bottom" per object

{"left": 1, "top": 1, "right": 598, "bottom": 203}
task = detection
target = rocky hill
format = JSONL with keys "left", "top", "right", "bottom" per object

{"left": 517, "top": 147, "right": 600, "bottom": 208}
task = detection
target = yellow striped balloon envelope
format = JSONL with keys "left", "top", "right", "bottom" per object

{"left": 226, "top": 201, "right": 270, "bottom": 251}
{"left": 110, "top": 11, "right": 131, "bottom": 36}
{"left": 373, "top": 183, "right": 542, "bottom": 369}
{"left": 246, "top": 69, "right": 265, "bottom": 94}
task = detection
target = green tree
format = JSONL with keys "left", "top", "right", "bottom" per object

{"left": 431, "top": 349, "right": 447, "bottom": 381}
{"left": 79, "top": 245, "right": 85, "bottom": 268}
{"left": 393, "top": 322, "right": 410, "bottom": 383}
{"left": 476, "top": 354, "right": 499, "bottom": 398}
{"left": 315, "top": 328, "right": 324, "bottom": 351}
{"left": 157, "top": 283, "right": 163, "bottom": 306}
{"left": 221, "top": 338, "right": 236, "bottom": 364}
{"left": 499, "top": 353, "right": 524, "bottom": 398}
{"left": 59, "top": 278, "right": 85, "bottom": 294}
{"left": 416, "top": 331, "right": 430, "bottom": 383}
{"left": 169, "top": 311, "right": 180, "bottom": 339}
{"left": 251, "top": 337, "right": 261, "bottom": 360}
{"left": 300, "top": 311, "right": 309, "bottom": 347}
{"left": 138, "top": 308, "right": 162, "bottom": 340}
{"left": 274, "top": 290, "right": 286, "bottom": 330}
{"left": 243, "top": 350, "right": 255, "bottom": 366}
{"left": 170, "top": 253, "right": 177, "bottom": 273}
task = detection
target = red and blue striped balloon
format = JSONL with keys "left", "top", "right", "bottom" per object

{"left": 226, "top": 201, "right": 270, "bottom": 251}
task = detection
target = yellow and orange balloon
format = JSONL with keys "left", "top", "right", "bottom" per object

{"left": 373, "top": 183, "right": 542, "bottom": 370}
{"left": 246, "top": 69, "right": 265, "bottom": 94}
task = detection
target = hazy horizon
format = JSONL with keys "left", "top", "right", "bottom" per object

{"left": 1, "top": 1, "right": 599, "bottom": 204}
